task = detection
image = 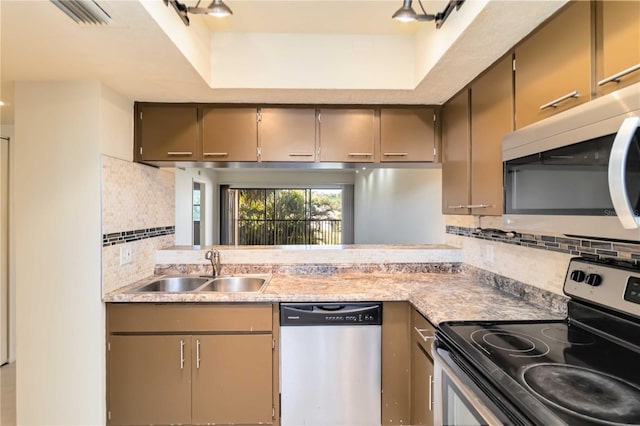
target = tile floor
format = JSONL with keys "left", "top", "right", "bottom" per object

{"left": 0, "top": 362, "right": 16, "bottom": 426}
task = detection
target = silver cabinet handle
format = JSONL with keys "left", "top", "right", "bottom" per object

{"left": 180, "top": 339, "right": 185, "bottom": 369}
{"left": 598, "top": 64, "right": 640, "bottom": 86}
{"left": 608, "top": 116, "right": 640, "bottom": 229}
{"left": 414, "top": 327, "right": 435, "bottom": 342}
{"left": 196, "top": 339, "right": 201, "bottom": 369}
{"left": 348, "top": 152, "right": 373, "bottom": 156}
{"left": 447, "top": 205, "right": 467, "bottom": 209}
{"left": 428, "top": 374, "right": 433, "bottom": 411}
{"left": 467, "top": 204, "right": 490, "bottom": 209}
{"left": 167, "top": 151, "right": 193, "bottom": 156}
{"left": 383, "top": 152, "right": 409, "bottom": 157}
{"left": 539, "top": 91, "right": 579, "bottom": 110}
{"left": 288, "top": 153, "right": 314, "bottom": 157}
{"left": 203, "top": 152, "right": 228, "bottom": 157}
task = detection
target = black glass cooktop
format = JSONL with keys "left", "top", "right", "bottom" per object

{"left": 438, "top": 315, "right": 640, "bottom": 425}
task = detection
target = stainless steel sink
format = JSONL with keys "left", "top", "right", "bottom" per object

{"left": 199, "top": 276, "right": 268, "bottom": 293}
{"left": 131, "top": 274, "right": 270, "bottom": 293}
{"left": 133, "top": 276, "right": 210, "bottom": 292}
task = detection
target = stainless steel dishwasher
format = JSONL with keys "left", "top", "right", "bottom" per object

{"left": 280, "top": 302, "right": 382, "bottom": 426}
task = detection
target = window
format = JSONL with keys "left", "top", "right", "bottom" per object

{"left": 220, "top": 187, "right": 353, "bottom": 245}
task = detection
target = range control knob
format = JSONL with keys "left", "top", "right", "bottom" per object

{"left": 570, "top": 270, "right": 586, "bottom": 282}
{"left": 585, "top": 274, "right": 602, "bottom": 287}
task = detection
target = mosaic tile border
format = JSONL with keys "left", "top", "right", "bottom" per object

{"left": 446, "top": 225, "right": 640, "bottom": 265}
{"left": 102, "top": 226, "right": 175, "bottom": 247}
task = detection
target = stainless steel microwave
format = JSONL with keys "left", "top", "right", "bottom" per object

{"left": 503, "top": 83, "right": 640, "bottom": 241}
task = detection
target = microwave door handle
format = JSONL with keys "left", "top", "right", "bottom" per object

{"left": 608, "top": 116, "right": 640, "bottom": 229}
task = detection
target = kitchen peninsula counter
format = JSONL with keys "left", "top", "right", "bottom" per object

{"left": 104, "top": 271, "right": 566, "bottom": 325}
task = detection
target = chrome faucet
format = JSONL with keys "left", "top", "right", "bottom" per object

{"left": 204, "top": 249, "right": 221, "bottom": 277}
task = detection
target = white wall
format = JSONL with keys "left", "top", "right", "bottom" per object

{"left": 0, "top": 124, "right": 15, "bottom": 362}
{"left": 100, "top": 85, "right": 134, "bottom": 162}
{"left": 175, "top": 168, "right": 218, "bottom": 246}
{"left": 14, "top": 81, "right": 130, "bottom": 425}
{"left": 211, "top": 33, "right": 415, "bottom": 89}
{"left": 354, "top": 168, "right": 445, "bottom": 244}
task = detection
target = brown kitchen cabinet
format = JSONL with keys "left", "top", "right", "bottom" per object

{"left": 411, "top": 309, "right": 435, "bottom": 426}
{"left": 469, "top": 55, "right": 512, "bottom": 215}
{"left": 191, "top": 334, "right": 273, "bottom": 424}
{"left": 380, "top": 109, "right": 436, "bottom": 162}
{"left": 442, "top": 89, "right": 471, "bottom": 215}
{"left": 136, "top": 104, "right": 199, "bottom": 162}
{"left": 259, "top": 108, "right": 317, "bottom": 162}
{"left": 596, "top": 1, "right": 640, "bottom": 96}
{"left": 381, "top": 302, "right": 412, "bottom": 424}
{"left": 202, "top": 108, "right": 258, "bottom": 162}
{"left": 442, "top": 54, "right": 512, "bottom": 216}
{"left": 319, "top": 109, "right": 377, "bottom": 162}
{"left": 108, "top": 335, "right": 192, "bottom": 425}
{"left": 107, "top": 303, "right": 276, "bottom": 426}
{"left": 514, "top": 2, "right": 592, "bottom": 129}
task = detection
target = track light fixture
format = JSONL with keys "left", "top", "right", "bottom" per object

{"left": 188, "top": 0, "right": 233, "bottom": 17}
{"left": 164, "top": 0, "right": 233, "bottom": 26}
{"left": 392, "top": 0, "right": 465, "bottom": 29}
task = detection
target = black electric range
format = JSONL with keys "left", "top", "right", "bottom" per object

{"left": 435, "top": 257, "right": 640, "bottom": 426}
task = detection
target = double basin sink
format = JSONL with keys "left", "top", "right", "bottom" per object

{"left": 131, "top": 275, "right": 270, "bottom": 293}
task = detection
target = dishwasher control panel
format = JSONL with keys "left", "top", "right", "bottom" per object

{"left": 280, "top": 303, "right": 382, "bottom": 326}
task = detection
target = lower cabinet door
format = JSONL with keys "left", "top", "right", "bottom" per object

{"left": 192, "top": 334, "right": 273, "bottom": 425}
{"left": 412, "top": 342, "right": 435, "bottom": 426}
{"left": 108, "top": 335, "right": 192, "bottom": 425}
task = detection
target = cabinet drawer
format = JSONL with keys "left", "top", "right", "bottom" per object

{"left": 108, "top": 303, "right": 273, "bottom": 333}
{"left": 412, "top": 309, "right": 436, "bottom": 355}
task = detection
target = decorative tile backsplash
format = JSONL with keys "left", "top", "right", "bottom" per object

{"left": 446, "top": 225, "right": 640, "bottom": 265}
{"left": 101, "top": 155, "right": 174, "bottom": 235}
{"left": 101, "top": 155, "right": 175, "bottom": 293}
{"left": 103, "top": 226, "right": 175, "bottom": 247}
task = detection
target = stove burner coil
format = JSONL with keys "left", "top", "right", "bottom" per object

{"left": 521, "top": 363, "right": 640, "bottom": 425}
{"left": 471, "top": 329, "right": 550, "bottom": 358}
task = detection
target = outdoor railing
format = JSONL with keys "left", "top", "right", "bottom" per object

{"left": 235, "top": 219, "right": 341, "bottom": 245}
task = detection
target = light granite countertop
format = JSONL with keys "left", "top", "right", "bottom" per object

{"left": 104, "top": 272, "right": 566, "bottom": 325}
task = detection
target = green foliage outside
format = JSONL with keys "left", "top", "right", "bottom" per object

{"left": 236, "top": 189, "right": 342, "bottom": 245}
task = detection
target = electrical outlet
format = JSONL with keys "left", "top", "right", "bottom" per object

{"left": 120, "top": 245, "right": 132, "bottom": 265}
{"left": 486, "top": 245, "right": 494, "bottom": 263}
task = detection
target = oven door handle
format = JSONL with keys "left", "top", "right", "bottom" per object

{"left": 608, "top": 116, "right": 640, "bottom": 229}
{"left": 433, "top": 345, "right": 506, "bottom": 426}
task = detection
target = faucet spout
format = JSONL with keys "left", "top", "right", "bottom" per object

{"left": 205, "top": 249, "right": 222, "bottom": 278}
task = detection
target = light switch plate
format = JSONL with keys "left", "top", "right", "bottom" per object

{"left": 120, "top": 245, "right": 132, "bottom": 265}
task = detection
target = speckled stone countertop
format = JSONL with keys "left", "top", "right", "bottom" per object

{"left": 104, "top": 272, "right": 566, "bottom": 325}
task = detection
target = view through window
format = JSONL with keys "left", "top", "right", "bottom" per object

{"left": 225, "top": 188, "right": 342, "bottom": 245}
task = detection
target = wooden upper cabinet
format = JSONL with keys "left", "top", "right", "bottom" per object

{"left": 596, "top": 1, "right": 640, "bottom": 96}
{"left": 202, "top": 108, "right": 258, "bottom": 162}
{"left": 259, "top": 108, "right": 317, "bottom": 162}
{"left": 470, "top": 55, "right": 513, "bottom": 216}
{"left": 319, "top": 109, "right": 376, "bottom": 162}
{"left": 514, "top": 2, "right": 592, "bottom": 129}
{"left": 442, "top": 90, "right": 470, "bottom": 214}
{"left": 380, "top": 109, "right": 435, "bottom": 162}
{"left": 137, "top": 105, "right": 198, "bottom": 161}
